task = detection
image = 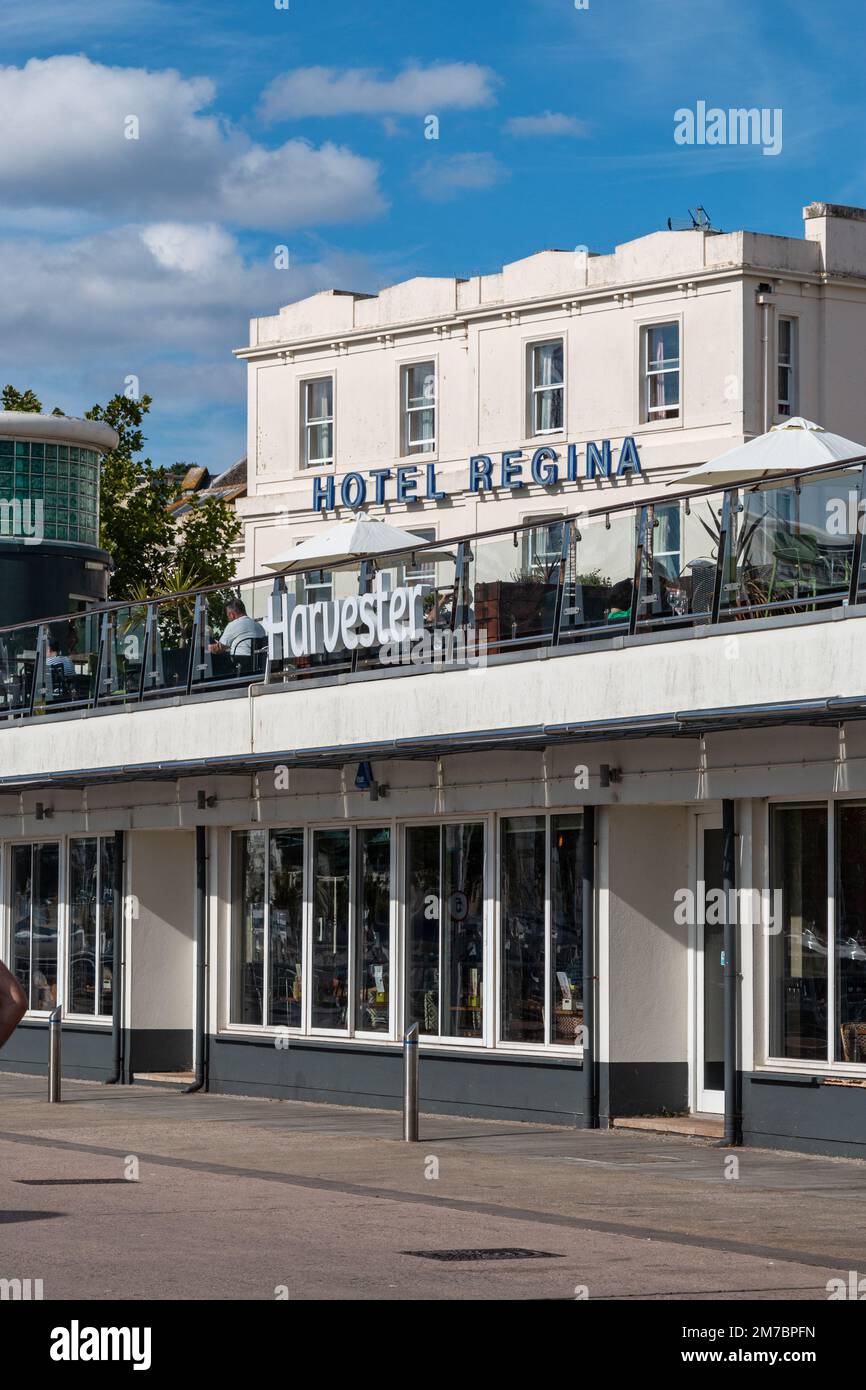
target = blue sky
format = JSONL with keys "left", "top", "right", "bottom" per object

{"left": 0, "top": 0, "right": 863, "bottom": 471}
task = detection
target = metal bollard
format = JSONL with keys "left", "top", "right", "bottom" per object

{"left": 403, "top": 1023, "right": 419, "bottom": 1142}
{"left": 48, "top": 1005, "right": 62, "bottom": 1103}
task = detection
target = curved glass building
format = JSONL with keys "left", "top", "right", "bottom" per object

{"left": 0, "top": 412, "right": 117, "bottom": 625}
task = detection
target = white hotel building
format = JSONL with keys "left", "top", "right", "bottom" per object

{"left": 4, "top": 201, "right": 866, "bottom": 1156}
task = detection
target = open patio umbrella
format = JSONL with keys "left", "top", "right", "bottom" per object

{"left": 263, "top": 516, "right": 452, "bottom": 572}
{"left": 672, "top": 417, "right": 866, "bottom": 487}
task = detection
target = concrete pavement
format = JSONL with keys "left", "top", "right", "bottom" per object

{"left": 1, "top": 1072, "right": 864, "bottom": 1300}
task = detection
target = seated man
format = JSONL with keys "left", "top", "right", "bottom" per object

{"left": 208, "top": 598, "right": 266, "bottom": 659}
{"left": 46, "top": 639, "right": 75, "bottom": 679}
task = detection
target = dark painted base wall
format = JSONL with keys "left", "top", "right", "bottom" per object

{"left": 208, "top": 1035, "right": 585, "bottom": 1125}
{"left": 0, "top": 1024, "right": 192, "bottom": 1083}
{"left": 599, "top": 1061, "right": 689, "bottom": 1122}
{"left": 0, "top": 1020, "right": 114, "bottom": 1081}
{"left": 742, "top": 1071, "right": 866, "bottom": 1160}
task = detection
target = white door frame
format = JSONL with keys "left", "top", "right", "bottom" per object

{"left": 693, "top": 812, "right": 725, "bottom": 1115}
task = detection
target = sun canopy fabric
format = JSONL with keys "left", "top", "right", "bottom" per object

{"left": 263, "top": 517, "right": 449, "bottom": 572}
{"left": 673, "top": 418, "right": 866, "bottom": 487}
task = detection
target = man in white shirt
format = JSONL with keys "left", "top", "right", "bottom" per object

{"left": 209, "top": 598, "right": 266, "bottom": 658}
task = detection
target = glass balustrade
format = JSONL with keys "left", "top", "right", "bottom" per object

{"left": 469, "top": 525, "right": 562, "bottom": 654}
{"left": 0, "top": 460, "right": 864, "bottom": 721}
{"left": 721, "top": 470, "right": 857, "bottom": 619}
{"left": 641, "top": 492, "right": 728, "bottom": 629}
{"left": 559, "top": 510, "right": 637, "bottom": 640}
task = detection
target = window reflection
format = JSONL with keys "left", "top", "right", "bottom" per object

{"left": 551, "top": 815, "right": 583, "bottom": 1045}
{"left": 357, "top": 828, "right": 391, "bottom": 1032}
{"left": 11, "top": 841, "right": 60, "bottom": 1011}
{"left": 405, "top": 822, "right": 484, "bottom": 1038}
{"left": 270, "top": 829, "right": 304, "bottom": 1029}
{"left": 501, "top": 817, "right": 546, "bottom": 1043}
{"left": 232, "top": 829, "right": 266, "bottom": 1026}
{"left": 501, "top": 814, "right": 584, "bottom": 1046}
{"left": 771, "top": 805, "right": 828, "bottom": 1060}
{"left": 312, "top": 829, "right": 350, "bottom": 1029}
{"left": 836, "top": 805, "right": 866, "bottom": 1061}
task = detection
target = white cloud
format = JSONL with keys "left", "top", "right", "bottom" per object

{"left": 412, "top": 152, "right": 508, "bottom": 203}
{"left": 504, "top": 111, "right": 589, "bottom": 138}
{"left": 259, "top": 63, "right": 498, "bottom": 121}
{"left": 0, "top": 55, "right": 385, "bottom": 229}
{"left": 0, "top": 222, "right": 383, "bottom": 416}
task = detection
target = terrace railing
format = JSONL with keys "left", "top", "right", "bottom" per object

{"left": 1, "top": 455, "right": 865, "bottom": 722}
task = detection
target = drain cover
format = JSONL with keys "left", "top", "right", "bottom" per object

{"left": 402, "top": 1248, "right": 562, "bottom": 1262}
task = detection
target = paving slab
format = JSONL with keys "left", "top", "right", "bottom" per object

{"left": 0, "top": 1071, "right": 863, "bottom": 1300}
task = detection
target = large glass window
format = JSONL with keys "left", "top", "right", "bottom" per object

{"left": 643, "top": 322, "right": 680, "bottom": 421}
{"left": 405, "top": 822, "right": 485, "bottom": 1039}
{"left": 311, "top": 828, "right": 350, "bottom": 1029}
{"left": 770, "top": 805, "right": 828, "bottom": 1061}
{"left": 529, "top": 341, "right": 564, "bottom": 435}
{"left": 0, "top": 441, "right": 100, "bottom": 545}
{"left": 402, "top": 362, "right": 436, "bottom": 456}
{"left": 501, "top": 814, "right": 584, "bottom": 1046}
{"left": 835, "top": 804, "right": 866, "bottom": 1061}
{"left": 68, "top": 837, "right": 115, "bottom": 1017}
{"left": 356, "top": 828, "right": 391, "bottom": 1032}
{"left": 777, "top": 318, "right": 797, "bottom": 418}
{"left": 231, "top": 829, "right": 267, "bottom": 1026}
{"left": 501, "top": 817, "right": 546, "bottom": 1042}
{"left": 550, "top": 814, "right": 584, "bottom": 1044}
{"left": 269, "top": 829, "right": 304, "bottom": 1029}
{"left": 303, "top": 377, "right": 334, "bottom": 468}
{"left": 11, "top": 841, "right": 60, "bottom": 1011}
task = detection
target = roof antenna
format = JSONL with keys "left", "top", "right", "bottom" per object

{"left": 667, "top": 206, "right": 716, "bottom": 232}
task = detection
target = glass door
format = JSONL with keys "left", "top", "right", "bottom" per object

{"left": 695, "top": 816, "right": 725, "bottom": 1114}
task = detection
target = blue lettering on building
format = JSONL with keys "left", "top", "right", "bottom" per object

{"left": 312, "top": 437, "right": 642, "bottom": 510}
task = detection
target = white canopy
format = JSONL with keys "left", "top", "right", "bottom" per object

{"left": 264, "top": 516, "right": 450, "bottom": 572}
{"left": 673, "top": 417, "right": 866, "bottom": 487}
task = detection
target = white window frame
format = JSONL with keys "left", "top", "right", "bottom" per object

{"left": 402, "top": 814, "right": 491, "bottom": 1049}
{"left": 221, "top": 806, "right": 586, "bottom": 1059}
{"left": 6, "top": 838, "right": 64, "bottom": 1018}
{"left": 653, "top": 500, "right": 683, "bottom": 577}
{"left": 522, "top": 512, "right": 565, "bottom": 575}
{"left": 761, "top": 795, "right": 866, "bottom": 1077}
{"left": 66, "top": 835, "right": 115, "bottom": 1022}
{"left": 301, "top": 376, "right": 334, "bottom": 470}
{"left": 227, "top": 823, "right": 396, "bottom": 1041}
{"left": 495, "top": 811, "right": 586, "bottom": 1053}
{"left": 527, "top": 339, "right": 565, "bottom": 438}
{"left": 402, "top": 526, "right": 437, "bottom": 587}
{"left": 776, "top": 316, "right": 798, "bottom": 419}
{"left": 400, "top": 360, "right": 437, "bottom": 458}
{"left": 642, "top": 321, "right": 681, "bottom": 423}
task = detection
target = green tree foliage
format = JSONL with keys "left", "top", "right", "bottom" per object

{"left": 2, "top": 386, "right": 241, "bottom": 599}
{"left": 2, "top": 384, "right": 62, "bottom": 414}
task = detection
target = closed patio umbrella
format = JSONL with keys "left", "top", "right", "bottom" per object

{"left": 672, "top": 417, "right": 866, "bottom": 487}
{"left": 263, "top": 517, "right": 452, "bottom": 572}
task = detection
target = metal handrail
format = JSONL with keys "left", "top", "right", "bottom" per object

{"left": 0, "top": 451, "right": 864, "bottom": 638}
{"left": 0, "top": 454, "right": 864, "bottom": 722}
